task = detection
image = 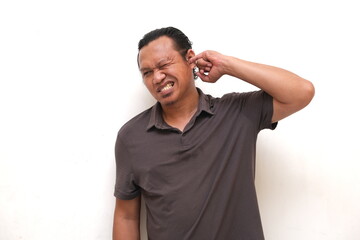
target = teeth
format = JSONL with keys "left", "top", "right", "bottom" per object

{"left": 161, "top": 82, "right": 174, "bottom": 92}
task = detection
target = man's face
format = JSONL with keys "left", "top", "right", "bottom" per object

{"left": 138, "top": 36, "right": 195, "bottom": 106}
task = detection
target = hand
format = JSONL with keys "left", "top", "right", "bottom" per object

{"left": 189, "top": 50, "right": 227, "bottom": 83}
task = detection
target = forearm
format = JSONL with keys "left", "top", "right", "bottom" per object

{"left": 113, "top": 217, "right": 140, "bottom": 240}
{"left": 223, "top": 56, "right": 314, "bottom": 105}
{"left": 113, "top": 197, "right": 141, "bottom": 240}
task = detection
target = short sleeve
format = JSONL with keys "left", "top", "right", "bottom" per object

{"left": 256, "top": 91, "right": 278, "bottom": 131}
{"left": 224, "top": 90, "right": 277, "bottom": 131}
{"left": 114, "top": 133, "right": 141, "bottom": 200}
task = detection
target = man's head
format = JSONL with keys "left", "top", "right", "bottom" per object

{"left": 137, "top": 27, "right": 198, "bottom": 107}
{"left": 138, "top": 27, "right": 192, "bottom": 63}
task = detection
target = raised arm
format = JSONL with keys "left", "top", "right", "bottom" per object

{"left": 113, "top": 196, "right": 141, "bottom": 240}
{"left": 189, "top": 51, "right": 315, "bottom": 123}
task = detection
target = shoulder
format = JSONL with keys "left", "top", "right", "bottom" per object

{"left": 213, "top": 90, "right": 270, "bottom": 107}
{"left": 117, "top": 106, "right": 153, "bottom": 141}
{"left": 221, "top": 90, "right": 269, "bottom": 101}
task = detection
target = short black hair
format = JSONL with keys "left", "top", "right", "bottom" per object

{"left": 138, "top": 27, "right": 192, "bottom": 60}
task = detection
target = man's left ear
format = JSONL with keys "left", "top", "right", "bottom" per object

{"left": 186, "top": 49, "right": 196, "bottom": 67}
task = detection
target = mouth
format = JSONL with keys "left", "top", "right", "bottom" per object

{"left": 158, "top": 82, "right": 174, "bottom": 93}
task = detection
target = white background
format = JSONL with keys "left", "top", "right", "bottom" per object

{"left": 1, "top": 0, "right": 359, "bottom": 239}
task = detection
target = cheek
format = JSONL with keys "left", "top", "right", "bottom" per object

{"left": 170, "top": 66, "right": 192, "bottom": 79}
{"left": 143, "top": 77, "right": 152, "bottom": 87}
{"left": 143, "top": 80, "right": 153, "bottom": 93}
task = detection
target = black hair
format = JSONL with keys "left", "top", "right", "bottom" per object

{"left": 138, "top": 27, "right": 192, "bottom": 60}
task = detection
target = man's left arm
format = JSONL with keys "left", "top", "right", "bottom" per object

{"left": 190, "top": 51, "right": 315, "bottom": 123}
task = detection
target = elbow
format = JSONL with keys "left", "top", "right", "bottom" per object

{"left": 271, "top": 79, "right": 315, "bottom": 122}
{"left": 272, "top": 79, "right": 315, "bottom": 122}
{"left": 300, "top": 80, "right": 315, "bottom": 108}
{"left": 290, "top": 79, "right": 315, "bottom": 112}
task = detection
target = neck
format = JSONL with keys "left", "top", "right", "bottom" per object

{"left": 161, "top": 89, "right": 199, "bottom": 131}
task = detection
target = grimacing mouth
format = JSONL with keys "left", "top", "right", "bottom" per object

{"left": 157, "top": 81, "right": 174, "bottom": 93}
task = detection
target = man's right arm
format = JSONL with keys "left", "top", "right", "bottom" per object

{"left": 113, "top": 195, "right": 141, "bottom": 240}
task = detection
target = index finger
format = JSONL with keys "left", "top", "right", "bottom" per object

{"left": 189, "top": 52, "right": 206, "bottom": 64}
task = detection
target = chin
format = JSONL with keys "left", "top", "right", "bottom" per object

{"left": 163, "top": 101, "right": 177, "bottom": 106}
{"left": 159, "top": 92, "right": 177, "bottom": 105}
{"left": 160, "top": 98, "right": 176, "bottom": 106}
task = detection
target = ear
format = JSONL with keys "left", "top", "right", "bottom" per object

{"left": 185, "top": 49, "right": 196, "bottom": 68}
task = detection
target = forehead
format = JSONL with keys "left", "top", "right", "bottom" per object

{"left": 138, "top": 36, "right": 180, "bottom": 68}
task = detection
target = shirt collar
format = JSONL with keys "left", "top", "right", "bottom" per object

{"left": 146, "top": 88, "right": 214, "bottom": 131}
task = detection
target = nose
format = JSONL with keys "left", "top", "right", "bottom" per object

{"left": 153, "top": 69, "right": 166, "bottom": 84}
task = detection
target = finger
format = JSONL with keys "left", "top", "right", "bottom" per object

{"left": 189, "top": 52, "right": 206, "bottom": 64}
{"left": 204, "top": 66, "right": 211, "bottom": 72}
{"left": 199, "top": 67, "right": 211, "bottom": 74}
{"left": 195, "top": 58, "right": 212, "bottom": 68}
{"left": 197, "top": 72, "right": 211, "bottom": 82}
{"left": 197, "top": 66, "right": 211, "bottom": 77}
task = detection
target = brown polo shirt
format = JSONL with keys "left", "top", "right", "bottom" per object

{"left": 114, "top": 88, "right": 277, "bottom": 240}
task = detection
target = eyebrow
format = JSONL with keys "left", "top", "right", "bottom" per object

{"left": 140, "top": 67, "right": 151, "bottom": 73}
{"left": 140, "top": 57, "right": 173, "bottom": 72}
{"left": 157, "top": 58, "right": 172, "bottom": 67}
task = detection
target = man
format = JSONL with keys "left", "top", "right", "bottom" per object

{"left": 113, "top": 27, "right": 314, "bottom": 240}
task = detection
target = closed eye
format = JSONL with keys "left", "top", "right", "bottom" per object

{"left": 142, "top": 70, "right": 152, "bottom": 77}
{"left": 161, "top": 63, "right": 170, "bottom": 68}
{"left": 158, "top": 61, "right": 172, "bottom": 70}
